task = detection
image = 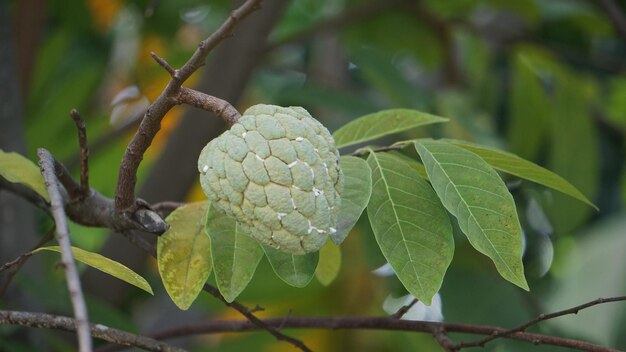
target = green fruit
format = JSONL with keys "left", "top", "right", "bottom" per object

{"left": 199, "top": 104, "right": 343, "bottom": 254}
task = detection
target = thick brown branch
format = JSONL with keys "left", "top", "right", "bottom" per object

{"left": 147, "top": 317, "right": 619, "bottom": 352}
{"left": 38, "top": 148, "right": 92, "bottom": 351}
{"left": 0, "top": 176, "right": 50, "bottom": 212}
{"left": 0, "top": 310, "right": 185, "bottom": 352}
{"left": 29, "top": 153, "right": 168, "bottom": 234}
{"left": 114, "top": 0, "right": 262, "bottom": 212}
{"left": 176, "top": 87, "right": 241, "bottom": 126}
{"left": 431, "top": 325, "right": 456, "bottom": 352}
{"left": 454, "top": 296, "right": 626, "bottom": 350}
{"left": 52, "top": 152, "right": 83, "bottom": 201}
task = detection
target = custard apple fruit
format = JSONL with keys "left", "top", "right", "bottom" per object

{"left": 198, "top": 104, "right": 343, "bottom": 254}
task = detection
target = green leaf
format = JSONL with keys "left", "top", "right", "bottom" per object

{"left": 206, "top": 205, "right": 264, "bottom": 303}
{"left": 315, "top": 241, "right": 341, "bottom": 286}
{"left": 386, "top": 151, "right": 428, "bottom": 179}
{"left": 366, "top": 151, "right": 454, "bottom": 304}
{"left": 0, "top": 150, "right": 49, "bottom": 201}
{"left": 34, "top": 246, "right": 152, "bottom": 294}
{"left": 414, "top": 140, "right": 529, "bottom": 290}
{"left": 446, "top": 140, "right": 596, "bottom": 209}
{"left": 158, "top": 202, "right": 212, "bottom": 310}
{"left": 263, "top": 245, "right": 318, "bottom": 288}
{"left": 333, "top": 156, "right": 372, "bottom": 244}
{"left": 332, "top": 109, "right": 448, "bottom": 149}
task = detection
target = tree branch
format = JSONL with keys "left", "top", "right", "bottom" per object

{"left": 176, "top": 87, "right": 241, "bottom": 126}
{"left": 430, "top": 325, "right": 456, "bottom": 352}
{"left": 149, "top": 52, "right": 175, "bottom": 77}
{"left": 0, "top": 227, "right": 54, "bottom": 296}
{"left": 453, "top": 295, "right": 626, "bottom": 350}
{"left": 0, "top": 310, "right": 185, "bottom": 352}
{"left": 114, "top": 0, "right": 262, "bottom": 213}
{"left": 2, "top": 162, "right": 304, "bottom": 349}
{"left": 351, "top": 144, "right": 406, "bottom": 157}
{"left": 0, "top": 175, "right": 50, "bottom": 213}
{"left": 146, "top": 316, "right": 619, "bottom": 352}
{"left": 32, "top": 153, "right": 168, "bottom": 234}
{"left": 38, "top": 148, "right": 92, "bottom": 352}
{"left": 200, "top": 284, "right": 312, "bottom": 352}
{"left": 390, "top": 298, "right": 418, "bottom": 319}
{"left": 70, "top": 109, "right": 90, "bottom": 197}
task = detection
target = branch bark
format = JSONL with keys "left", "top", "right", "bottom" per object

{"left": 142, "top": 316, "right": 619, "bottom": 352}
{"left": 0, "top": 310, "right": 185, "bottom": 352}
{"left": 38, "top": 148, "right": 92, "bottom": 352}
{"left": 454, "top": 296, "right": 626, "bottom": 350}
{"left": 114, "top": 0, "right": 262, "bottom": 212}
{"left": 176, "top": 87, "right": 240, "bottom": 126}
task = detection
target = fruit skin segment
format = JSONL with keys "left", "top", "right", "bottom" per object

{"left": 199, "top": 104, "right": 343, "bottom": 254}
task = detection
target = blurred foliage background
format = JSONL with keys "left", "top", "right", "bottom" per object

{"left": 2, "top": 0, "right": 626, "bottom": 350}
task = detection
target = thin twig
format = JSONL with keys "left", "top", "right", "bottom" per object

{"left": 38, "top": 148, "right": 93, "bottom": 352}
{"left": 351, "top": 144, "right": 405, "bottom": 157}
{"left": 146, "top": 316, "right": 620, "bottom": 352}
{"left": 64, "top": 120, "right": 140, "bottom": 171}
{"left": 390, "top": 298, "right": 418, "bottom": 319}
{"left": 453, "top": 296, "right": 626, "bottom": 350}
{"left": 115, "top": 0, "right": 262, "bottom": 212}
{"left": 70, "top": 109, "right": 90, "bottom": 197}
{"left": 201, "top": 284, "right": 312, "bottom": 352}
{"left": 0, "top": 227, "right": 55, "bottom": 296}
{"left": 0, "top": 310, "right": 185, "bottom": 352}
{"left": 150, "top": 52, "right": 175, "bottom": 77}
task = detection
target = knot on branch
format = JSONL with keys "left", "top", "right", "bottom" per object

{"left": 133, "top": 208, "right": 169, "bottom": 234}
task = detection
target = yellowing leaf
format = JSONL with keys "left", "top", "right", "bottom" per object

{"left": 158, "top": 202, "right": 211, "bottom": 310}
{"left": 0, "top": 150, "right": 49, "bottom": 201}
{"left": 315, "top": 240, "right": 341, "bottom": 286}
{"left": 34, "top": 246, "right": 152, "bottom": 294}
